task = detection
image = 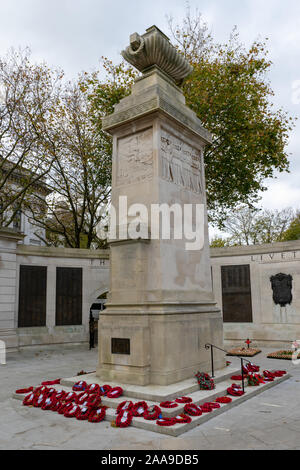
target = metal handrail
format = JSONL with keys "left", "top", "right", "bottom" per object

{"left": 205, "top": 343, "right": 258, "bottom": 393}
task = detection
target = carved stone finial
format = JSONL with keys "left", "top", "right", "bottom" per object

{"left": 121, "top": 25, "right": 193, "bottom": 85}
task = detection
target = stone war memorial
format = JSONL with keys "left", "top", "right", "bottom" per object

{"left": 8, "top": 25, "right": 292, "bottom": 440}
{"left": 97, "top": 25, "right": 225, "bottom": 386}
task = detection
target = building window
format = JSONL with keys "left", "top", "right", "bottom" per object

{"left": 13, "top": 208, "right": 22, "bottom": 231}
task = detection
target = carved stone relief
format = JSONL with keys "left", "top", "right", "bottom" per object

{"left": 117, "top": 128, "right": 153, "bottom": 185}
{"left": 160, "top": 129, "right": 203, "bottom": 194}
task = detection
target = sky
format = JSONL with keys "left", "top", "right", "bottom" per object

{"left": 0, "top": 0, "right": 299, "bottom": 217}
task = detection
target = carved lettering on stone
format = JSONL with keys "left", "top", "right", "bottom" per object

{"left": 117, "top": 128, "right": 153, "bottom": 185}
{"left": 160, "top": 129, "right": 203, "bottom": 194}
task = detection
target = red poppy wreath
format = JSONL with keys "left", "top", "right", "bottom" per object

{"left": 160, "top": 401, "right": 178, "bottom": 409}
{"left": 76, "top": 405, "right": 91, "bottom": 421}
{"left": 132, "top": 401, "right": 148, "bottom": 417}
{"left": 215, "top": 396, "right": 232, "bottom": 404}
{"left": 115, "top": 409, "right": 133, "bottom": 427}
{"left": 156, "top": 417, "right": 177, "bottom": 427}
{"left": 106, "top": 387, "right": 123, "bottom": 399}
{"left": 175, "top": 397, "right": 193, "bottom": 404}
{"left": 143, "top": 405, "right": 161, "bottom": 421}
{"left": 16, "top": 387, "right": 33, "bottom": 394}
{"left": 183, "top": 404, "right": 202, "bottom": 416}
{"left": 116, "top": 401, "right": 134, "bottom": 414}
{"left": 88, "top": 407, "right": 107, "bottom": 423}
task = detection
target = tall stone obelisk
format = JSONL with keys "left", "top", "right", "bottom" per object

{"left": 97, "top": 26, "right": 224, "bottom": 386}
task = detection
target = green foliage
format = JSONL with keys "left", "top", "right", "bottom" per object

{"left": 210, "top": 236, "right": 229, "bottom": 248}
{"left": 281, "top": 212, "right": 300, "bottom": 241}
{"left": 168, "top": 10, "right": 296, "bottom": 224}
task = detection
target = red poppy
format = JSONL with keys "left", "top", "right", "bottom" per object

{"left": 143, "top": 405, "right": 161, "bottom": 420}
{"left": 115, "top": 409, "right": 133, "bottom": 427}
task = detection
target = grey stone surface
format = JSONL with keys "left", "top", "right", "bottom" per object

{"left": 1, "top": 345, "right": 300, "bottom": 449}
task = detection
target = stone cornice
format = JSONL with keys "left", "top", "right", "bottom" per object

{"left": 210, "top": 239, "right": 300, "bottom": 258}
{"left": 16, "top": 244, "right": 110, "bottom": 259}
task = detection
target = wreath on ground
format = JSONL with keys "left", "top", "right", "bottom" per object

{"left": 143, "top": 405, "right": 161, "bottom": 420}
{"left": 88, "top": 407, "right": 107, "bottom": 423}
{"left": 216, "top": 396, "right": 232, "bottom": 404}
{"left": 156, "top": 417, "right": 177, "bottom": 427}
{"left": 175, "top": 397, "right": 193, "bottom": 404}
{"left": 184, "top": 404, "right": 202, "bottom": 416}
{"left": 106, "top": 387, "right": 123, "bottom": 399}
{"left": 76, "top": 406, "right": 91, "bottom": 421}
{"left": 227, "top": 384, "right": 244, "bottom": 396}
{"left": 115, "top": 409, "right": 133, "bottom": 427}
{"left": 160, "top": 401, "right": 178, "bottom": 409}
{"left": 116, "top": 401, "right": 134, "bottom": 414}
{"left": 132, "top": 401, "right": 148, "bottom": 417}
{"left": 195, "top": 372, "right": 215, "bottom": 390}
{"left": 72, "top": 381, "right": 87, "bottom": 392}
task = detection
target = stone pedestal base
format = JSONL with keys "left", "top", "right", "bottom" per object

{"left": 97, "top": 305, "right": 225, "bottom": 386}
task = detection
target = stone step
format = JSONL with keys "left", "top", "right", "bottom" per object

{"left": 60, "top": 366, "right": 241, "bottom": 402}
{"left": 105, "top": 373, "right": 290, "bottom": 436}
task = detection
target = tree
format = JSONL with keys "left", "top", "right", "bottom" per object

{"left": 0, "top": 48, "right": 60, "bottom": 227}
{"left": 221, "top": 205, "right": 295, "bottom": 245}
{"left": 281, "top": 211, "right": 300, "bottom": 241}
{"left": 25, "top": 68, "right": 123, "bottom": 249}
{"left": 210, "top": 236, "right": 230, "bottom": 248}
{"left": 167, "top": 7, "right": 296, "bottom": 225}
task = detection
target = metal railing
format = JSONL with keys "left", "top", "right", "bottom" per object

{"left": 205, "top": 343, "right": 257, "bottom": 393}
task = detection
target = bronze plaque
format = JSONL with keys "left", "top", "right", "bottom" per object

{"left": 221, "top": 264, "right": 253, "bottom": 323}
{"left": 111, "top": 338, "right": 130, "bottom": 355}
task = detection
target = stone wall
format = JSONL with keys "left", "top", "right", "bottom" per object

{"left": 0, "top": 229, "right": 109, "bottom": 352}
{"left": 211, "top": 240, "right": 300, "bottom": 348}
